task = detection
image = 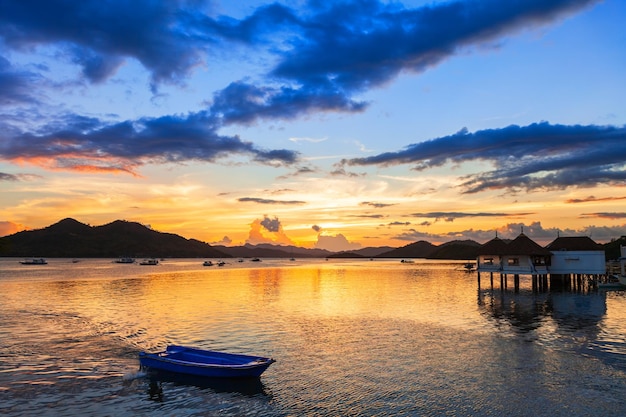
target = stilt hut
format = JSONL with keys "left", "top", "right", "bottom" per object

{"left": 545, "top": 236, "right": 605, "bottom": 286}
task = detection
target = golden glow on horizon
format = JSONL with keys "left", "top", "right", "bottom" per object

{"left": 2, "top": 160, "right": 626, "bottom": 247}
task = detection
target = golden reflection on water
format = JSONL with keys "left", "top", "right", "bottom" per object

{"left": 1, "top": 258, "right": 626, "bottom": 416}
{"left": 0, "top": 259, "right": 484, "bottom": 346}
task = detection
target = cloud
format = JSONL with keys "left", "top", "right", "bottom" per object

{"left": 238, "top": 197, "right": 306, "bottom": 205}
{"left": 0, "top": 1, "right": 604, "bottom": 174}
{"left": 349, "top": 214, "right": 386, "bottom": 219}
{"left": 0, "top": 221, "right": 27, "bottom": 237}
{"left": 566, "top": 195, "right": 626, "bottom": 204}
{"left": 0, "top": 55, "right": 43, "bottom": 106}
{"left": 289, "top": 136, "right": 328, "bottom": 143}
{"left": 209, "top": 80, "right": 367, "bottom": 126}
{"left": 314, "top": 233, "right": 362, "bottom": 252}
{"left": 312, "top": 224, "right": 322, "bottom": 232}
{"left": 246, "top": 215, "right": 295, "bottom": 245}
{"left": 260, "top": 215, "right": 281, "bottom": 233}
{"left": 271, "top": 0, "right": 598, "bottom": 103}
{"left": 392, "top": 221, "right": 626, "bottom": 245}
{"left": 361, "top": 201, "right": 396, "bottom": 208}
{"left": 580, "top": 213, "right": 626, "bottom": 219}
{"left": 388, "top": 221, "right": 411, "bottom": 226}
{"left": 348, "top": 122, "right": 626, "bottom": 193}
{"left": 212, "top": 236, "right": 232, "bottom": 246}
{"left": 206, "top": 0, "right": 599, "bottom": 124}
{"left": 0, "top": 172, "right": 41, "bottom": 181}
{"left": 1, "top": 172, "right": 19, "bottom": 181}
{"left": 276, "top": 165, "right": 321, "bottom": 180}
{"left": 411, "top": 211, "right": 534, "bottom": 222}
{"left": 1, "top": 0, "right": 599, "bottom": 114}
{"left": 0, "top": 112, "right": 299, "bottom": 173}
{"left": 0, "top": 0, "right": 206, "bottom": 88}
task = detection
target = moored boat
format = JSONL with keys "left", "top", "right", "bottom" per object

{"left": 463, "top": 262, "right": 475, "bottom": 272}
{"left": 599, "top": 274, "right": 626, "bottom": 289}
{"left": 139, "top": 345, "right": 275, "bottom": 378}
{"left": 20, "top": 258, "right": 47, "bottom": 265}
{"left": 139, "top": 258, "right": 159, "bottom": 266}
{"left": 115, "top": 257, "right": 135, "bottom": 264}
{"left": 203, "top": 260, "right": 213, "bottom": 266}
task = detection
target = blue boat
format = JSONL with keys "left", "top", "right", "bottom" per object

{"left": 139, "top": 345, "right": 275, "bottom": 378}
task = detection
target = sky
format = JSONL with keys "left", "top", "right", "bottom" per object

{"left": 1, "top": 0, "right": 626, "bottom": 251}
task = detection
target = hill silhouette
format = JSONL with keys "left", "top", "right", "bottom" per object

{"left": 0, "top": 218, "right": 227, "bottom": 258}
{"left": 378, "top": 240, "right": 437, "bottom": 258}
{"left": 3, "top": 218, "right": 612, "bottom": 260}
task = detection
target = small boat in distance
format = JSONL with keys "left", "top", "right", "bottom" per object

{"left": 20, "top": 258, "right": 47, "bottom": 265}
{"left": 139, "top": 345, "right": 275, "bottom": 378}
{"left": 463, "top": 262, "right": 475, "bottom": 272}
{"left": 217, "top": 260, "right": 226, "bottom": 266}
{"left": 115, "top": 257, "right": 135, "bottom": 264}
{"left": 400, "top": 259, "right": 414, "bottom": 263}
{"left": 598, "top": 274, "right": 626, "bottom": 289}
{"left": 139, "top": 258, "right": 159, "bottom": 266}
{"left": 251, "top": 258, "right": 261, "bottom": 262}
{"left": 203, "top": 260, "right": 213, "bottom": 266}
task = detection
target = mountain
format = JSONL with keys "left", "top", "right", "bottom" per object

{"left": 428, "top": 240, "right": 481, "bottom": 260}
{"left": 377, "top": 239, "right": 481, "bottom": 260}
{"left": 378, "top": 240, "right": 438, "bottom": 258}
{"left": 214, "top": 244, "right": 332, "bottom": 258}
{"left": 4, "top": 217, "right": 617, "bottom": 260}
{"left": 0, "top": 218, "right": 227, "bottom": 258}
{"left": 352, "top": 246, "right": 395, "bottom": 257}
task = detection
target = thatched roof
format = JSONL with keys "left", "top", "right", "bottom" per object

{"left": 505, "top": 233, "right": 552, "bottom": 256}
{"left": 477, "top": 236, "right": 508, "bottom": 255}
{"left": 478, "top": 233, "right": 551, "bottom": 256}
{"left": 545, "top": 236, "right": 602, "bottom": 251}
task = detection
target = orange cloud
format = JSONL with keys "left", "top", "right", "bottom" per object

{"left": 8, "top": 156, "right": 140, "bottom": 176}
{"left": 246, "top": 216, "right": 295, "bottom": 246}
{"left": 0, "top": 221, "right": 27, "bottom": 237}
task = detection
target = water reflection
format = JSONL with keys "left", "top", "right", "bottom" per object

{"left": 145, "top": 370, "right": 268, "bottom": 401}
{"left": 1, "top": 258, "right": 625, "bottom": 416}
{"left": 476, "top": 280, "right": 612, "bottom": 371}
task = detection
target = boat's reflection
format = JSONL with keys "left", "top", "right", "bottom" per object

{"left": 146, "top": 369, "right": 269, "bottom": 401}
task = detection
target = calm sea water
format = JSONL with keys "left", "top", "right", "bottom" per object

{"left": 1, "top": 257, "right": 625, "bottom": 416}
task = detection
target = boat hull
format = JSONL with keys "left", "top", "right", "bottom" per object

{"left": 139, "top": 345, "right": 275, "bottom": 378}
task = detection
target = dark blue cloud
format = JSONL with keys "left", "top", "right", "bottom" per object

{"left": 348, "top": 122, "right": 626, "bottom": 193}
{"left": 0, "top": 55, "right": 41, "bottom": 105}
{"left": 0, "top": 0, "right": 205, "bottom": 87}
{"left": 0, "top": 112, "right": 299, "bottom": 172}
{"left": 0, "top": 0, "right": 604, "bottom": 171}
{"left": 210, "top": 81, "right": 367, "bottom": 125}
{"left": 206, "top": 0, "right": 600, "bottom": 124}
{"left": 0, "top": 0, "right": 600, "bottom": 115}
{"left": 271, "top": 0, "right": 599, "bottom": 96}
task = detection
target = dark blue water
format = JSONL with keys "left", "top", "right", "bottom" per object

{"left": 1, "top": 258, "right": 625, "bottom": 416}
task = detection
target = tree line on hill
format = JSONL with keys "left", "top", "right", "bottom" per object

{"left": 0, "top": 218, "right": 623, "bottom": 260}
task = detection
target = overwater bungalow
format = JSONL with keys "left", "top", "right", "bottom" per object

{"left": 544, "top": 236, "right": 605, "bottom": 275}
{"left": 477, "top": 232, "right": 551, "bottom": 275}
{"left": 476, "top": 232, "right": 606, "bottom": 291}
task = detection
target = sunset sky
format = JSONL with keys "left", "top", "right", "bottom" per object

{"left": 1, "top": 0, "right": 625, "bottom": 251}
